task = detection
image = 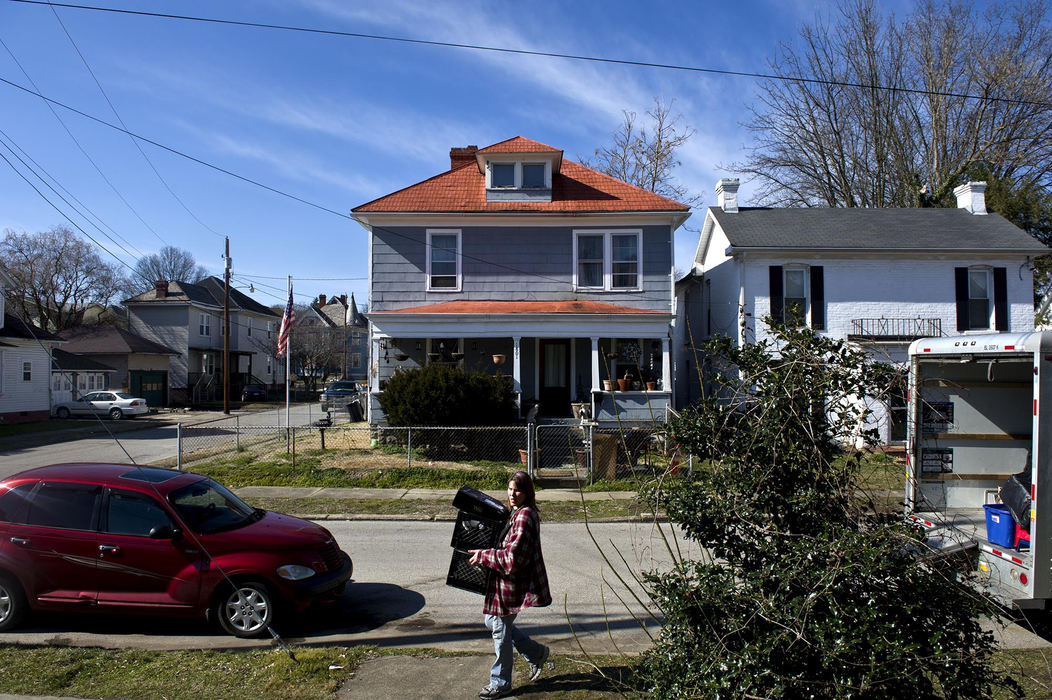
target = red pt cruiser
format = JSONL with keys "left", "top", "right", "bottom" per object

{"left": 0, "top": 464, "right": 352, "bottom": 637}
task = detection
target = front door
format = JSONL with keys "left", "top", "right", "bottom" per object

{"left": 539, "top": 339, "right": 571, "bottom": 417}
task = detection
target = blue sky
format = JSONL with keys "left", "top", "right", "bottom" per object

{"left": 1, "top": 0, "right": 840, "bottom": 309}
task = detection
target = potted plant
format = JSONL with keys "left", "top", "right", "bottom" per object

{"left": 642, "top": 368, "right": 657, "bottom": 391}
{"left": 427, "top": 352, "right": 441, "bottom": 362}
{"left": 394, "top": 353, "right": 409, "bottom": 362}
{"left": 603, "top": 379, "right": 616, "bottom": 391}
{"left": 451, "top": 352, "right": 464, "bottom": 360}
{"left": 617, "top": 371, "right": 631, "bottom": 392}
{"left": 492, "top": 354, "right": 506, "bottom": 365}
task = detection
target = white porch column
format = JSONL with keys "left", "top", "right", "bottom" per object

{"left": 590, "top": 337, "right": 600, "bottom": 391}
{"left": 371, "top": 336, "right": 381, "bottom": 392}
{"left": 661, "top": 337, "right": 671, "bottom": 390}
{"left": 512, "top": 336, "right": 522, "bottom": 395}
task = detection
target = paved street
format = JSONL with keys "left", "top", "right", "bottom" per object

{"left": 0, "top": 519, "right": 692, "bottom": 654}
{"left": 0, "top": 403, "right": 329, "bottom": 478}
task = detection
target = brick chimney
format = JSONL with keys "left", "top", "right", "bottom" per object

{"left": 450, "top": 145, "right": 479, "bottom": 170}
{"left": 154, "top": 280, "right": 169, "bottom": 298}
{"left": 954, "top": 181, "right": 987, "bottom": 215}
{"left": 340, "top": 294, "right": 347, "bottom": 305}
{"left": 318, "top": 294, "right": 327, "bottom": 306}
{"left": 716, "top": 178, "right": 740, "bottom": 213}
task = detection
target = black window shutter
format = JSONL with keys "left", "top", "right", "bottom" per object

{"left": 993, "top": 267, "right": 1008, "bottom": 331}
{"left": 954, "top": 267, "right": 969, "bottom": 331}
{"left": 810, "top": 266, "right": 825, "bottom": 330}
{"left": 769, "top": 266, "right": 783, "bottom": 323}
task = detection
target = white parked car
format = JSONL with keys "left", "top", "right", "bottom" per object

{"left": 53, "top": 391, "right": 149, "bottom": 420}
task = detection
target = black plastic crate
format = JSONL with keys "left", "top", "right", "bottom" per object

{"left": 446, "top": 548, "right": 489, "bottom": 595}
{"left": 450, "top": 510, "right": 506, "bottom": 550}
{"left": 452, "top": 486, "right": 509, "bottom": 521}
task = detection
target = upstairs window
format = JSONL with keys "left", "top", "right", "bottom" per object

{"left": 783, "top": 268, "right": 808, "bottom": 328}
{"left": 769, "top": 265, "right": 825, "bottom": 330}
{"left": 574, "top": 230, "right": 642, "bottom": 291}
{"left": 246, "top": 320, "right": 252, "bottom": 337}
{"left": 427, "top": 229, "right": 461, "bottom": 291}
{"left": 522, "top": 163, "right": 546, "bottom": 188}
{"left": 968, "top": 269, "right": 991, "bottom": 330}
{"left": 955, "top": 266, "right": 1007, "bottom": 332}
{"left": 199, "top": 313, "right": 210, "bottom": 337}
{"left": 22, "top": 361, "right": 31, "bottom": 382}
{"left": 491, "top": 163, "right": 515, "bottom": 188}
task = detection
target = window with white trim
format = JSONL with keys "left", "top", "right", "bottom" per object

{"left": 427, "top": 229, "right": 461, "bottom": 291}
{"left": 522, "top": 163, "right": 545, "bottom": 188}
{"left": 968, "top": 268, "right": 992, "bottom": 330}
{"left": 491, "top": 163, "right": 515, "bottom": 188}
{"left": 485, "top": 161, "right": 551, "bottom": 190}
{"left": 783, "top": 268, "right": 808, "bottom": 329}
{"left": 22, "top": 361, "right": 31, "bottom": 382}
{"left": 246, "top": 319, "right": 252, "bottom": 337}
{"left": 199, "top": 313, "right": 210, "bottom": 337}
{"left": 267, "top": 321, "right": 274, "bottom": 339}
{"left": 573, "top": 230, "right": 641, "bottom": 290}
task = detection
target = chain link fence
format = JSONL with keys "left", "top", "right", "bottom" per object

{"left": 173, "top": 421, "right": 688, "bottom": 483}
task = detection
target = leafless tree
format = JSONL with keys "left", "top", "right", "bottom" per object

{"left": 130, "top": 246, "right": 209, "bottom": 292}
{"left": 737, "top": 0, "right": 1052, "bottom": 208}
{"left": 584, "top": 97, "right": 700, "bottom": 205}
{"left": 1, "top": 226, "right": 121, "bottom": 331}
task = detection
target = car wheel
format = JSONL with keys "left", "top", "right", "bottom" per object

{"left": 55, "top": 407, "right": 70, "bottom": 419}
{"left": 0, "top": 572, "right": 27, "bottom": 632}
{"left": 215, "top": 580, "right": 275, "bottom": 638}
{"left": 109, "top": 407, "right": 123, "bottom": 420}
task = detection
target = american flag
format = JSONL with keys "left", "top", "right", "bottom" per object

{"left": 276, "top": 288, "right": 294, "bottom": 358}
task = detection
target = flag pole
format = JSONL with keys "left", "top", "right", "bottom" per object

{"left": 285, "top": 275, "right": 292, "bottom": 431}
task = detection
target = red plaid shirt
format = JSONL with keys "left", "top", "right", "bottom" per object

{"left": 476, "top": 505, "right": 552, "bottom": 616}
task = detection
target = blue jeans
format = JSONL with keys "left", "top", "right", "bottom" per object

{"left": 484, "top": 613, "right": 545, "bottom": 690}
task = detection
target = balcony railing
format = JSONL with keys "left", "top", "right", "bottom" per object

{"left": 848, "top": 317, "right": 942, "bottom": 342}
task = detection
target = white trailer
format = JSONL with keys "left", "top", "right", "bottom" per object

{"left": 906, "top": 331, "right": 1052, "bottom": 608}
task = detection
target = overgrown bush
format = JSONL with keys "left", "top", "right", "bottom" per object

{"left": 378, "top": 364, "right": 516, "bottom": 426}
{"left": 635, "top": 324, "right": 1018, "bottom": 698}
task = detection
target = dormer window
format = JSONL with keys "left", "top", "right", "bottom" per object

{"left": 485, "top": 160, "right": 553, "bottom": 201}
{"left": 491, "top": 163, "right": 515, "bottom": 188}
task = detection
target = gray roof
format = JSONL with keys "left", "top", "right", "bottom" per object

{"left": 0, "top": 313, "right": 60, "bottom": 342}
{"left": 125, "top": 277, "right": 279, "bottom": 316}
{"left": 709, "top": 206, "right": 1050, "bottom": 252}
{"left": 52, "top": 348, "right": 116, "bottom": 373}
{"left": 58, "top": 326, "right": 179, "bottom": 356}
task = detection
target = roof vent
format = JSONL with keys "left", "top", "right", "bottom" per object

{"left": 954, "top": 181, "right": 987, "bottom": 215}
{"left": 716, "top": 178, "right": 740, "bottom": 213}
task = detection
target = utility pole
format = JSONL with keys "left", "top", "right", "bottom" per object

{"left": 223, "top": 236, "right": 231, "bottom": 415}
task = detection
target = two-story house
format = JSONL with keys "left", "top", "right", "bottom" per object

{"left": 0, "top": 265, "right": 62, "bottom": 423}
{"left": 299, "top": 293, "right": 369, "bottom": 382}
{"left": 679, "top": 178, "right": 1049, "bottom": 441}
{"left": 352, "top": 137, "right": 690, "bottom": 425}
{"left": 124, "top": 278, "right": 283, "bottom": 405}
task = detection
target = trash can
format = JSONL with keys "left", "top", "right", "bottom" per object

{"left": 446, "top": 486, "right": 509, "bottom": 594}
{"left": 346, "top": 398, "right": 364, "bottom": 423}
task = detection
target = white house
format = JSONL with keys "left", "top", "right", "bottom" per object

{"left": 677, "top": 179, "right": 1049, "bottom": 441}
{"left": 0, "top": 265, "right": 62, "bottom": 423}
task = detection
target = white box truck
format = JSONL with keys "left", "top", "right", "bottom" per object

{"left": 906, "top": 331, "right": 1052, "bottom": 608}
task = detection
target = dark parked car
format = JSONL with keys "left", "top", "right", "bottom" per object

{"left": 0, "top": 464, "right": 352, "bottom": 638}
{"left": 320, "top": 380, "right": 362, "bottom": 412}
{"left": 241, "top": 384, "right": 267, "bottom": 402}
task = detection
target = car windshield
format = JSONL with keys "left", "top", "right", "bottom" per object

{"left": 168, "top": 478, "right": 260, "bottom": 534}
{"left": 328, "top": 382, "right": 358, "bottom": 392}
{"left": 246, "top": 384, "right": 263, "bottom": 391}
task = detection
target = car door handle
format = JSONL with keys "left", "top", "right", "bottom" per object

{"left": 10, "top": 537, "right": 29, "bottom": 547}
{"left": 98, "top": 544, "right": 120, "bottom": 555}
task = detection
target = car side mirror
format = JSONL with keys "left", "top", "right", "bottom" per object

{"left": 149, "top": 524, "right": 181, "bottom": 540}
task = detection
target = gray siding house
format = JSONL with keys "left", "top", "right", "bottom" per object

{"left": 125, "top": 278, "right": 282, "bottom": 405}
{"left": 352, "top": 137, "right": 690, "bottom": 424}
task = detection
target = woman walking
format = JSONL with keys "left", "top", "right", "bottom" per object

{"left": 469, "top": 470, "right": 552, "bottom": 699}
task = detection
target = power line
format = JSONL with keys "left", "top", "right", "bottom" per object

{"left": 8, "top": 0, "right": 1052, "bottom": 108}
{"left": 45, "top": 1, "right": 226, "bottom": 239}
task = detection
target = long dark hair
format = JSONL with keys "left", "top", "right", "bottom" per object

{"left": 509, "top": 470, "right": 537, "bottom": 511}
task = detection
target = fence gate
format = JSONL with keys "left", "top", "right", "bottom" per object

{"left": 534, "top": 423, "right": 591, "bottom": 482}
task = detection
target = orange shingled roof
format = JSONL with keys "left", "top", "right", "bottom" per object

{"left": 477, "top": 136, "right": 562, "bottom": 154}
{"left": 353, "top": 138, "right": 689, "bottom": 214}
{"left": 371, "top": 300, "right": 667, "bottom": 315}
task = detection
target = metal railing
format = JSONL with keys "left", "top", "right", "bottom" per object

{"left": 849, "top": 317, "right": 942, "bottom": 341}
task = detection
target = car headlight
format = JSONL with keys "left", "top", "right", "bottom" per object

{"left": 276, "top": 564, "right": 316, "bottom": 581}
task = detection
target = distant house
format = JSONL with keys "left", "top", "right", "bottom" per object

{"left": 298, "top": 293, "right": 369, "bottom": 382}
{"left": 50, "top": 348, "right": 117, "bottom": 405}
{"left": 56, "top": 326, "right": 179, "bottom": 407}
{"left": 124, "top": 278, "right": 283, "bottom": 405}
{"left": 0, "top": 266, "right": 62, "bottom": 423}
{"left": 352, "top": 137, "right": 690, "bottom": 425}
{"left": 678, "top": 179, "right": 1049, "bottom": 441}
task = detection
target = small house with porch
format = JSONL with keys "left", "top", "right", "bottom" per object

{"left": 352, "top": 137, "right": 690, "bottom": 425}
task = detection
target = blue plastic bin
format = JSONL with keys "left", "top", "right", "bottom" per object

{"left": 984, "top": 503, "right": 1015, "bottom": 547}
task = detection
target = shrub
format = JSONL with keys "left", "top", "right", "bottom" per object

{"left": 635, "top": 323, "right": 1017, "bottom": 698}
{"left": 378, "top": 364, "right": 516, "bottom": 426}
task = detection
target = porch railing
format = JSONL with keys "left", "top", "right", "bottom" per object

{"left": 848, "top": 317, "right": 942, "bottom": 342}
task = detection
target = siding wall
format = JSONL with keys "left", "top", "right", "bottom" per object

{"left": 371, "top": 225, "right": 673, "bottom": 311}
{"left": 129, "top": 305, "right": 190, "bottom": 388}
{"left": 0, "top": 343, "right": 52, "bottom": 418}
